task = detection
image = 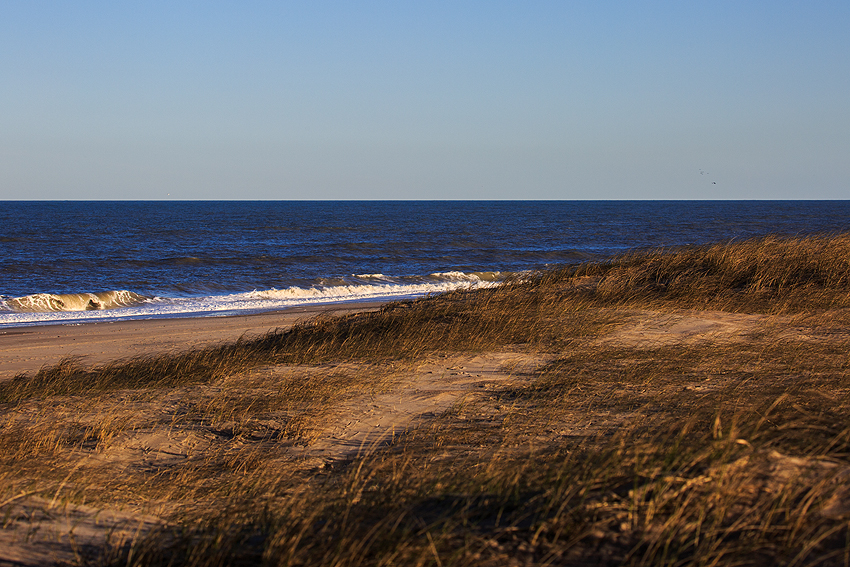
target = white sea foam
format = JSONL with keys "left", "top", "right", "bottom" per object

{"left": 0, "top": 272, "right": 502, "bottom": 328}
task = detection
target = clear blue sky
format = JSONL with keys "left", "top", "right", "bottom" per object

{"left": 1, "top": 1, "right": 848, "bottom": 200}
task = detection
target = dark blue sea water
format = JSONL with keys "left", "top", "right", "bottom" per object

{"left": 1, "top": 201, "right": 848, "bottom": 327}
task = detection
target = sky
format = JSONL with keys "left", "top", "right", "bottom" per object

{"left": 1, "top": 1, "right": 848, "bottom": 200}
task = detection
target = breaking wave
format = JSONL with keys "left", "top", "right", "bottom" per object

{"left": 4, "top": 290, "right": 149, "bottom": 313}
{"left": 0, "top": 271, "right": 507, "bottom": 327}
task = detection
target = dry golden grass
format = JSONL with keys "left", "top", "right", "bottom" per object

{"left": 3, "top": 234, "right": 850, "bottom": 566}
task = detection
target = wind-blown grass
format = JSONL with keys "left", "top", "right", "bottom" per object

{"left": 3, "top": 234, "right": 850, "bottom": 566}
{"left": 566, "top": 233, "right": 850, "bottom": 310}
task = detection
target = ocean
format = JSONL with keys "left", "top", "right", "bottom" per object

{"left": 1, "top": 201, "right": 848, "bottom": 328}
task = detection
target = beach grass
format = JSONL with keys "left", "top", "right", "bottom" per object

{"left": 2, "top": 234, "right": 850, "bottom": 566}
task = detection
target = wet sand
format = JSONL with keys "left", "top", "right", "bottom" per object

{"left": 0, "top": 302, "right": 384, "bottom": 380}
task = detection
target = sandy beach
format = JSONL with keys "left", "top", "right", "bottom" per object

{"left": 0, "top": 302, "right": 383, "bottom": 380}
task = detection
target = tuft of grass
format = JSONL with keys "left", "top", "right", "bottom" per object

{"left": 560, "top": 233, "right": 850, "bottom": 311}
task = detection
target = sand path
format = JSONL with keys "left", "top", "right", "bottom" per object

{"left": 294, "top": 351, "right": 556, "bottom": 464}
{"left": 600, "top": 309, "right": 763, "bottom": 348}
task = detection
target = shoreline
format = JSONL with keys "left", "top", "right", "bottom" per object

{"left": 0, "top": 301, "right": 385, "bottom": 380}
